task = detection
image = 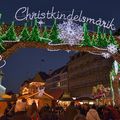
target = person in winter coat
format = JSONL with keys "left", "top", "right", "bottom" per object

{"left": 103, "top": 106, "right": 120, "bottom": 120}
{"left": 86, "top": 105, "right": 100, "bottom": 120}
{"left": 74, "top": 108, "right": 86, "bottom": 120}
{"left": 64, "top": 101, "right": 78, "bottom": 120}
{"left": 10, "top": 100, "right": 31, "bottom": 120}
{"left": 0, "top": 102, "right": 8, "bottom": 120}
{"left": 39, "top": 105, "right": 51, "bottom": 120}
{"left": 28, "top": 102, "right": 40, "bottom": 120}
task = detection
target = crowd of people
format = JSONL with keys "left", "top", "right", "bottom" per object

{"left": 0, "top": 98, "right": 120, "bottom": 120}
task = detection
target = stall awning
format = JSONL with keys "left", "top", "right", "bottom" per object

{"left": 0, "top": 94, "right": 12, "bottom": 101}
{"left": 46, "top": 88, "right": 64, "bottom": 100}
{"left": 76, "top": 96, "right": 94, "bottom": 101}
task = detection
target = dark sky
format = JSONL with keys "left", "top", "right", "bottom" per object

{"left": 2, "top": 48, "right": 75, "bottom": 92}
{"left": 0, "top": 0, "right": 120, "bottom": 92}
{"left": 0, "top": 0, "right": 120, "bottom": 29}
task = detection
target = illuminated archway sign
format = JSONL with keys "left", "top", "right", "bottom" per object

{"left": 14, "top": 6, "right": 116, "bottom": 31}
{"left": 0, "top": 17, "right": 120, "bottom": 106}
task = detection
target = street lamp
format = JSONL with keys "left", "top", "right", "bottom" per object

{"left": 0, "top": 70, "right": 6, "bottom": 94}
{"left": 0, "top": 70, "right": 4, "bottom": 84}
{"left": 0, "top": 13, "right": 2, "bottom": 19}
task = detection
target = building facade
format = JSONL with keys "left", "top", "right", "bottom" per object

{"left": 45, "top": 52, "right": 113, "bottom": 98}
{"left": 0, "top": 70, "right": 6, "bottom": 95}
{"left": 46, "top": 66, "right": 68, "bottom": 91}
{"left": 68, "top": 52, "right": 113, "bottom": 97}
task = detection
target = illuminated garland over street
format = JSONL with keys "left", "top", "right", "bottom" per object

{"left": 0, "top": 18, "right": 119, "bottom": 71}
{"left": 0, "top": 19, "right": 118, "bottom": 57}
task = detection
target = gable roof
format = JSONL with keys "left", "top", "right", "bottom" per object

{"left": 51, "top": 65, "right": 68, "bottom": 76}
{"left": 39, "top": 72, "right": 49, "bottom": 81}
{"left": 32, "top": 73, "right": 44, "bottom": 83}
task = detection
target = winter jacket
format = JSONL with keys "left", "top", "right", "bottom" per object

{"left": 10, "top": 111, "right": 31, "bottom": 120}
{"left": 64, "top": 106, "right": 78, "bottom": 120}
{"left": 86, "top": 109, "right": 100, "bottom": 120}
{"left": 74, "top": 113, "right": 86, "bottom": 120}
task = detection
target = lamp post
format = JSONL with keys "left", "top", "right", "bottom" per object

{"left": 0, "top": 70, "right": 6, "bottom": 95}
{"left": 0, "top": 13, "right": 2, "bottom": 19}
{"left": 0, "top": 70, "right": 4, "bottom": 84}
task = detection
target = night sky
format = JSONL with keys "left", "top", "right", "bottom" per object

{"left": 2, "top": 48, "right": 75, "bottom": 92}
{"left": 0, "top": 0, "right": 120, "bottom": 92}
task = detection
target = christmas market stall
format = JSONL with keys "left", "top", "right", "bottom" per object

{"left": 18, "top": 73, "right": 54, "bottom": 109}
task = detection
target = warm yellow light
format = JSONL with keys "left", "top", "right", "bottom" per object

{"left": 89, "top": 102, "right": 94, "bottom": 105}
{"left": 22, "top": 87, "right": 29, "bottom": 95}
{"left": 72, "top": 97, "right": 76, "bottom": 100}
{"left": 79, "top": 102, "right": 83, "bottom": 104}
{"left": 30, "top": 82, "right": 45, "bottom": 86}
{"left": 58, "top": 100, "right": 71, "bottom": 109}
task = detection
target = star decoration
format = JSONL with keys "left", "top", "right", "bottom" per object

{"left": 38, "top": 20, "right": 45, "bottom": 27}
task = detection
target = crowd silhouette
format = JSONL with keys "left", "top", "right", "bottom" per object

{"left": 0, "top": 98, "right": 120, "bottom": 120}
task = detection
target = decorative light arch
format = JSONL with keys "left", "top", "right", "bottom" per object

{"left": 0, "top": 20, "right": 120, "bottom": 106}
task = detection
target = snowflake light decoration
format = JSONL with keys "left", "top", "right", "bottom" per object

{"left": 58, "top": 20, "right": 83, "bottom": 46}
{"left": 101, "top": 52, "right": 111, "bottom": 59}
{"left": 107, "top": 44, "right": 118, "bottom": 54}
{"left": 38, "top": 87, "right": 45, "bottom": 97}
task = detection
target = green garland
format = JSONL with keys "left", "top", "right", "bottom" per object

{"left": 0, "top": 20, "right": 118, "bottom": 53}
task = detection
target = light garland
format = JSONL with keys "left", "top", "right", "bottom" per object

{"left": 47, "top": 49, "right": 60, "bottom": 52}
{"left": 0, "top": 55, "right": 6, "bottom": 68}
{"left": 93, "top": 46, "right": 107, "bottom": 51}
{"left": 88, "top": 51, "right": 111, "bottom": 59}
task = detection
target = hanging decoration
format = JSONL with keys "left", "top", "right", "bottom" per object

{"left": 0, "top": 55, "right": 6, "bottom": 68}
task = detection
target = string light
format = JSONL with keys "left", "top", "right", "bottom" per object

{"left": 0, "top": 55, "right": 6, "bottom": 68}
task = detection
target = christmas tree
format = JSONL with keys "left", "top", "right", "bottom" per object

{"left": 42, "top": 26, "right": 49, "bottom": 43}
{"left": 109, "top": 31, "right": 117, "bottom": 45}
{"left": 29, "top": 19, "right": 41, "bottom": 42}
{"left": 49, "top": 20, "right": 61, "bottom": 44}
{"left": 91, "top": 35, "right": 96, "bottom": 46}
{"left": 102, "top": 33, "right": 108, "bottom": 47}
{"left": 81, "top": 23, "right": 91, "bottom": 46}
{"left": 20, "top": 23, "right": 30, "bottom": 41}
{"left": 0, "top": 37, "right": 5, "bottom": 53}
{"left": 2, "top": 22, "right": 17, "bottom": 41}
{"left": 0, "top": 23, "right": 2, "bottom": 36}
{"left": 96, "top": 26, "right": 108, "bottom": 47}
{"left": 96, "top": 26, "right": 103, "bottom": 47}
